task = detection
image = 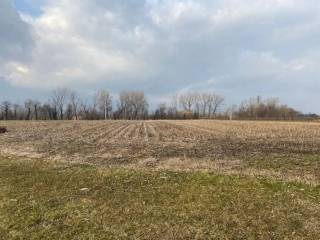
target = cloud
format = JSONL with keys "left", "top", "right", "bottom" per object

{"left": 1, "top": 0, "right": 320, "bottom": 112}
{"left": 0, "top": 0, "right": 34, "bottom": 62}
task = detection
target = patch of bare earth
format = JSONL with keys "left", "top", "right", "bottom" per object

{"left": 0, "top": 120, "right": 319, "bottom": 184}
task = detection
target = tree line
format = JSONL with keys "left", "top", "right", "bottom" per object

{"left": 0, "top": 88, "right": 311, "bottom": 121}
{"left": 229, "top": 96, "right": 303, "bottom": 120}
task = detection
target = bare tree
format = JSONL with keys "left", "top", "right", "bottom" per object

{"left": 165, "top": 94, "right": 179, "bottom": 119}
{"left": 193, "top": 92, "right": 202, "bottom": 117}
{"left": 226, "top": 104, "right": 238, "bottom": 120}
{"left": 155, "top": 102, "right": 167, "bottom": 119}
{"left": 79, "top": 99, "right": 92, "bottom": 120}
{"left": 1, "top": 101, "right": 11, "bottom": 120}
{"left": 130, "top": 91, "right": 148, "bottom": 119}
{"left": 234, "top": 96, "right": 300, "bottom": 120}
{"left": 33, "top": 101, "right": 41, "bottom": 120}
{"left": 39, "top": 103, "right": 53, "bottom": 120}
{"left": 208, "top": 93, "right": 225, "bottom": 118}
{"left": 178, "top": 92, "right": 224, "bottom": 118}
{"left": 200, "top": 93, "right": 211, "bottom": 117}
{"left": 96, "top": 90, "right": 112, "bottom": 120}
{"left": 51, "top": 87, "right": 69, "bottom": 120}
{"left": 12, "top": 104, "right": 21, "bottom": 120}
{"left": 117, "top": 92, "right": 129, "bottom": 119}
{"left": 90, "top": 95, "right": 99, "bottom": 120}
{"left": 179, "top": 92, "right": 196, "bottom": 112}
{"left": 69, "top": 91, "right": 81, "bottom": 120}
{"left": 24, "top": 100, "right": 33, "bottom": 120}
{"left": 118, "top": 91, "right": 148, "bottom": 120}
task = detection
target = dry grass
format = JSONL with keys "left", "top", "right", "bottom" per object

{"left": 0, "top": 120, "right": 319, "bottom": 184}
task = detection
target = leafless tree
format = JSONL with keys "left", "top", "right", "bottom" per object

{"left": 33, "top": 101, "right": 41, "bottom": 120}
{"left": 131, "top": 91, "right": 148, "bottom": 119}
{"left": 118, "top": 91, "right": 148, "bottom": 120}
{"left": 96, "top": 90, "right": 112, "bottom": 120}
{"left": 179, "top": 92, "right": 196, "bottom": 112}
{"left": 178, "top": 91, "right": 224, "bottom": 118}
{"left": 2, "top": 101, "right": 11, "bottom": 120}
{"left": 90, "top": 95, "right": 100, "bottom": 120}
{"left": 200, "top": 93, "right": 212, "bottom": 117}
{"left": 193, "top": 92, "right": 202, "bottom": 117}
{"left": 117, "top": 92, "right": 128, "bottom": 119}
{"left": 51, "top": 87, "right": 69, "bottom": 120}
{"left": 234, "top": 96, "right": 300, "bottom": 120}
{"left": 12, "top": 104, "right": 21, "bottom": 120}
{"left": 78, "top": 102, "right": 87, "bottom": 120}
{"left": 1, "top": 88, "right": 311, "bottom": 121}
{"left": 39, "top": 103, "right": 53, "bottom": 120}
{"left": 155, "top": 102, "right": 167, "bottom": 119}
{"left": 208, "top": 93, "right": 225, "bottom": 118}
{"left": 24, "top": 99, "right": 33, "bottom": 120}
{"left": 69, "top": 91, "right": 81, "bottom": 120}
{"left": 166, "top": 94, "right": 179, "bottom": 119}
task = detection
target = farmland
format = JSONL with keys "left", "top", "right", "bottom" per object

{"left": 1, "top": 120, "right": 319, "bottom": 183}
{"left": 0, "top": 120, "right": 320, "bottom": 239}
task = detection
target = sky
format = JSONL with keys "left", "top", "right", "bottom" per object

{"left": 0, "top": 0, "right": 319, "bottom": 113}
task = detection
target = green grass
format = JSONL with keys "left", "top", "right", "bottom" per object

{"left": 0, "top": 157, "right": 319, "bottom": 240}
{"left": 243, "top": 153, "right": 320, "bottom": 179}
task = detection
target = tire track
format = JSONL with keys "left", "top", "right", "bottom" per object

{"left": 133, "top": 122, "right": 142, "bottom": 140}
{"left": 147, "top": 122, "right": 160, "bottom": 141}
{"left": 143, "top": 122, "right": 149, "bottom": 142}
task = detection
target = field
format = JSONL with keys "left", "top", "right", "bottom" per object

{"left": 0, "top": 120, "right": 319, "bottom": 239}
{"left": 1, "top": 120, "right": 319, "bottom": 183}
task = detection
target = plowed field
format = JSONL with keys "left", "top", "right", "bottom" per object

{"left": 1, "top": 120, "right": 319, "bottom": 183}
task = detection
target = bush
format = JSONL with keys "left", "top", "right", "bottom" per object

{"left": 0, "top": 127, "right": 7, "bottom": 134}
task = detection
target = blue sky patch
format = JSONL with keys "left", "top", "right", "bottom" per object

{"left": 13, "top": 0, "right": 42, "bottom": 16}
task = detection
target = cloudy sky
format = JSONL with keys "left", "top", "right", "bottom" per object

{"left": 0, "top": 0, "right": 319, "bottom": 113}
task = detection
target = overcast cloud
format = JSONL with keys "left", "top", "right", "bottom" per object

{"left": 0, "top": 0, "right": 320, "bottom": 112}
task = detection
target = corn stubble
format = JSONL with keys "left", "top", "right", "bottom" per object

{"left": 0, "top": 120, "right": 319, "bottom": 183}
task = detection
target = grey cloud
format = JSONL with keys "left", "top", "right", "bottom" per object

{"left": 0, "top": 0, "right": 34, "bottom": 61}
{"left": 1, "top": 0, "right": 320, "bottom": 113}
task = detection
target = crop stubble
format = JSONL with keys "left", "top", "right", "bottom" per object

{"left": 0, "top": 120, "right": 319, "bottom": 183}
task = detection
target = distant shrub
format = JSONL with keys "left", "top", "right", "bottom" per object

{"left": 0, "top": 127, "right": 7, "bottom": 134}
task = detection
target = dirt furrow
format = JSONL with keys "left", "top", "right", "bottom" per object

{"left": 105, "top": 122, "right": 131, "bottom": 140}
{"left": 132, "top": 122, "right": 143, "bottom": 140}
{"left": 143, "top": 122, "right": 149, "bottom": 142}
{"left": 147, "top": 123, "right": 160, "bottom": 141}
{"left": 87, "top": 122, "right": 123, "bottom": 143}
{"left": 123, "top": 123, "right": 138, "bottom": 139}
{"left": 114, "top": 123, "right": 135, "bottom": 140}
{"left": 171, "top": 121, "right": 216, "bottom": 136}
